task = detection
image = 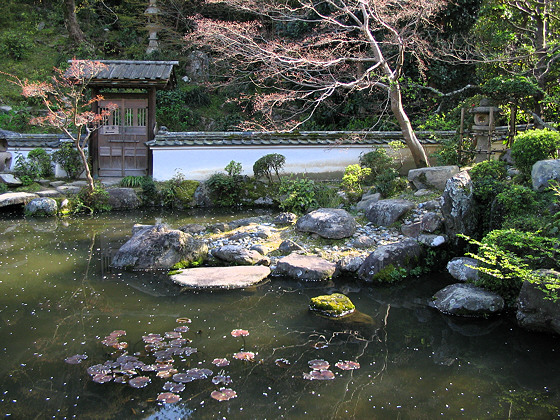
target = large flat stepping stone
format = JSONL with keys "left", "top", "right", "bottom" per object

{"left": 170, "top": 266, "right": 271, "bottom": 289}
{"left": 0, "top": 192, "right": 39, "bottom": 207}
{"left": 274, "top": 253, "right": 336, "bottom": 281}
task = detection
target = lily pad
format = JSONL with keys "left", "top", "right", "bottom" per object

{"left": 157, "top": 392, "right": 181, "bottom": 403}
{"left": 211, "top": 388, "right": 237, "bottom": 401}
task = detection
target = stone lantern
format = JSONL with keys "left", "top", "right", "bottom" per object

{"left": 0, "top": 130, "right": 14, "bottom": 173}
{"left": 470, "top": 98, "right": 501, "bottom": 163}
{"left": 145, "top": 0, "right": 160, "bottom": 55}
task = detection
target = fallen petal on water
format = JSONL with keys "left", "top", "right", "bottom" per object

{"left": 212, "top": 358, "right": 230, "bottom": 367}
{"left": 233, "top": 351, "right": 255, "bottom": 361}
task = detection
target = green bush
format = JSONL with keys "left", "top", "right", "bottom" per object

{"left": 159, "top": 172, "right": 199, "bottom": 208}
{"left": 375, "top": 168, "right": 408, "bottom": 198}
{"left": 71, "top": 183, "right": 111, "bottom": 214}
{"left": 207, "top": 161, "right": 244, "bottom": 207}
{"left": 359, "top": 148, "right": 392, "bottom": 183}
{"left": 140, "top": 176, "right": 159, "bottom": 206}
{"left": 253, "top": 153, "right": 286, "bottom": 183}
{"left": 463, "top": 230, "right": 560, "bottom": 305}
{"left": 0, "top": 183, "right": 8, "bottom": 194}
{"left": 341, "top": 164, "right": 371, "bottom": 202}
{"left": 1, "top": 30, "right": 33, "bottom": 60}
{"left": 496, "top": 184, "right": 538, "bottom": 219}
{"left": 52, "top": 142, "right": 84, "bottom": 180}
{"left": 469, "top": 160, "right": 508, "bottom": 202}
{"left": 511, "top": 129, "right": 560, "bottom": 178}
{"left": 28, "top": 148, "right": 53, "bottom": 178}
{"left": 278, "top": 177, "right": 318, "bottom": 213}
{"left": 13, "top": 153, "right": 40, "bottom": 185}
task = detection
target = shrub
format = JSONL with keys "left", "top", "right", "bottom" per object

{"left": 253, "top": 153, "right": 286, "bottom": 183}
{"left": 278, "top": 177, "right": 318, "bottom": 213}
{"left": 159, "top": 171, "right": 199, "bottom": 208}
{"left": 1, "top": 30, "right": 33, "bottom": 60}
{"left": 71, "top": 183, "right": 111, "bottom": 214}
{"left": 13, "top": 153, "right": 40, "bottom": 185}
{"left": 341, "top": 164, "right": 371, "bottom": 202}
{"left": 52, "top": 142, "right": 84, "bottom": 180}
{"left": 469, "top": 160, "right": 508, "bottom": 202}
{"left": 140, "top": 176, "right": 159, "bottom": 206}
{"left": 496, "top": 184, "right": 538, "bottom": 218}
{"left": 28, "top": 148, "right": 53, "bottom": 178}
{"left": 462, "top": 230, "right": 560, "bottom": 305}
{"left": 0, "top": 182, "right": 7, "bottom": 194}
{"left": 511, "top": 129, "right": 560, "bottom": 178}
{"left": 359, "top": 148, "right": 392, "bottom": 183}
{"left": 207, "top": 161, "right": 244, "bottom": 207}
{"left": 375, "top": 168, "right": 408, "bottom": 198}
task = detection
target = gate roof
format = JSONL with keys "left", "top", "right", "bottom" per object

{"left": 72, "top": 60, "right": 178, "bottom": 89}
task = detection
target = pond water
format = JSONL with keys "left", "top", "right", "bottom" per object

{"left": 0, "top": 209, "right": 559, "bottom": 419}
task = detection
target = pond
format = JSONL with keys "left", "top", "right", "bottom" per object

{"left": 0, "top": 209, "right": 559, "bottom": 419}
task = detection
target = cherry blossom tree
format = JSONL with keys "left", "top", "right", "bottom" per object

{"left": 186, "top": 0, "right": 449, "bottom": 167}
{"left": 6, "top": 60, "right": 116, "bottom": 194}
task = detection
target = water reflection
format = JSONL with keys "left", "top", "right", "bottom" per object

{"left": 0, "top": 210, "right": 558, "bottom": 419}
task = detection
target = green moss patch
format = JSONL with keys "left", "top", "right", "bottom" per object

{"left": 309, "top": 293, "right": 356, "bottom": 318}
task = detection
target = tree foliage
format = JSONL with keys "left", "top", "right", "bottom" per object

{"left": 185, "top": 0, "right": 457, "bottom": 167}
{"left": 5, "top": 59, "right": 116, "bottom": 194}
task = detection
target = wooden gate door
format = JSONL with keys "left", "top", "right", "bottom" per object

{"left": 97, "top": 96, "right": 148, "bottom": 177}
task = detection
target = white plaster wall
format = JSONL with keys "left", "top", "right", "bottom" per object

{"left": 151, "top": 144, "right": 442, "bottom": 181}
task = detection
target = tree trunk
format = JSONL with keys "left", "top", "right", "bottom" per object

{"left": 64, "top": 0, "right": 86, "bottom": 45}
{"left": 389, "top": 83, "right": 429, "bottom": 168}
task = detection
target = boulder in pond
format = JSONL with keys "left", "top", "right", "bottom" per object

{"left": 431, "top": 283, "right": 504, "bottom": 317}
{"left": 408, "top": 166, "right": 460, "bottom": 191}
{"left": 366, "top": 199, "right": 415, "bottom": 226}
{"left": 170, "top": 266, "right": 271, "bottom": 290}
{"left": 274, "top": 253, "right": 336, "bottom": 281}
{"left": 278, "top": 239, "right": 305, "bottom": 254}
{"left": 107, "top": 188, "right": 141, "bottom": 210}
{"left": 334, "top": 255, "right": 365, "bottom": 277}
{"left": 211, "top": 245, "right": 270, "bottom": 266}
{"left": 441, "top": 171, "right": 478, "bottom": 246}
{"left": 357, "top": 239, "right": 423, "bottom": 283}
{"left": 112, "top": 224, "right": 208, "bottom": 270}
{"left": 532, "top": 159, "right": 560, "bottom": 192}
{"left": 25, "top": 197, "right": 57, "bottom": 217}
{"left": 296, "top": 208, "right": 356, "bottom": 239}
{"left": 516, "top": 270, "right": 560, "bottom": 335}
{"left": 309, "top": 293, "right": 355, "bottom": 318}
{"left": 447, "top": 257, "right": 479, "bottom": 282}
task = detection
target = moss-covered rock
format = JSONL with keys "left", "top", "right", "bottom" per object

{"left": 309, "top": 293, "right": 355, "bottom": 318}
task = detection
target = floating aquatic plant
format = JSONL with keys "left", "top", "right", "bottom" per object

{"left": 65, "top": 354, "right": 88, "bottom": 364}
{"left": 212, "top": 375, "right": 232, "bottom": 385}
{"left": 211, "top": 388, "right": 237, "bottom": 402}
{"left": 303, "top": 370, "right": 335, "bottom": 381}
{"left": 312, "top": 342, "right": 328, "bottom": 349}
{"left": 231, "top": 329, "right": 249, "bottom": 337}
{"left": 157, "top": 369, "right": 178, "bottom": 379}
{"left": 308, "top": 359, "right": 330, "bottom": 370}
{"left": 174, "top": 325, "right": 190, "bottom": 333}
{"left": 175, "top": 317, "right": 192, "bottom": 324}
{"left": 233, "top": 351, "right": 255, "bottom": 361}
{"left": 92, "top": 373, "right": 113, "bottom": 384}
{"left": 165, "top": 331, "right": 182, "bottom": 339}
{"left": 157, "top": 392, "right": 181, "bottom": 404}
{"left": 212, "top": 358, "right": 230, "bottom": 367}
{"left": 163, "top": 381, "right": 186, "bottom": 392}
{"left": 142, "top": 333, "right": 163, "bottom": 344}
{"left": 335, "top": 361, "right": 360, "bottom": 370}
{"left": 274, "top": 358, "right": 291, "bottom": 368}
{"left": 129, "top": 376, "right": 151, "bottom": 388}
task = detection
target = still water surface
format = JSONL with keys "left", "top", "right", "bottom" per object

{"left": 0, "top": 209, "right": 559, "bottom": 419}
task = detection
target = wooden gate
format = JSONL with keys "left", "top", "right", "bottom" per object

{"left": 97, "top": 96, "right": 148, "bottom": 177}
